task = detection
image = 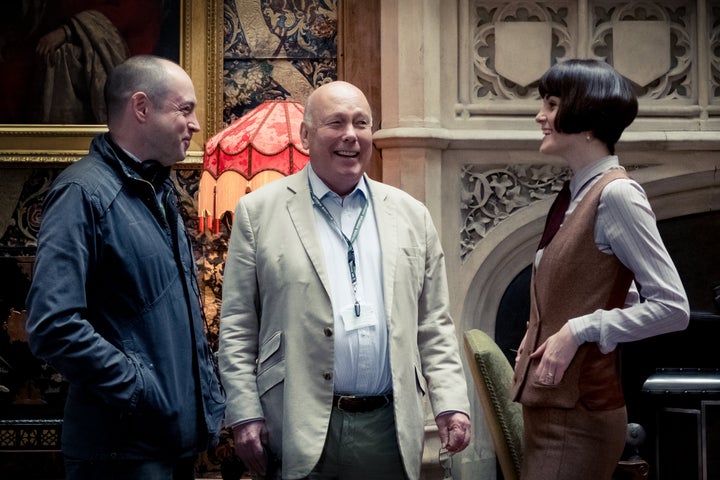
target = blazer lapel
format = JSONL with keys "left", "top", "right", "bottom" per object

{"left": 368, "top": 178, "right": 398, "bottom": 321}
{"left": 286, "top": 168, "right": 333, "bottom": 298}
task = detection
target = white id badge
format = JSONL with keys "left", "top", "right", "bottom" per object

{"left": 340, "top": 303, "right": 377, "bottom": 331}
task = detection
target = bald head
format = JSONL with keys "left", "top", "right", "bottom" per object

{"left": 104, "top": 55, "right": 200, "bottom": 166}
{"left": 303, "top": 81, "right": 373, "bottom": 130}
{"left": 104, "top": 55, "right": 183, "bottom": 128}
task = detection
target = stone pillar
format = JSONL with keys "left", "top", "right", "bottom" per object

{"left": 375, "top": 0, "right": 447, "bottom": 230}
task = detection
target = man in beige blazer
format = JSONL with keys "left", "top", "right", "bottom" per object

{"left": 219, "top": 81, "right": 470, "bottom": 480}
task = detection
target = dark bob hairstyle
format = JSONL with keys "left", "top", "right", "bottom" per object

{"left": 538, "top": 59, "right": 638, "bottom": 155}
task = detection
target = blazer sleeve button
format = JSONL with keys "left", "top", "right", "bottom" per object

{"left": 323, "top": 372, "right": 333, "bottom": 381}
{"left": 324, "top": 327, "right": 333, "bottom": 337}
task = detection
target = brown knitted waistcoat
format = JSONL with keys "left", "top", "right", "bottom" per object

{"left": 513, "top": 169, "right": 634, "bottom": 410}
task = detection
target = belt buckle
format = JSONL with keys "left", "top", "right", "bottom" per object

{"left": 336, "top": 394, "right": 357, "bottom": 412}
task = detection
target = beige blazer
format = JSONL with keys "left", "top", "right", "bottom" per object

{"left": 219, "top": 166, "right": 470, "bottom": 479}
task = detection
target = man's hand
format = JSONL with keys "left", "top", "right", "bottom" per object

{"left": 232, "top": 420, "right": 269, "bottom": 476}
{"left": 435, "top": 411, "right": 471, "bottom": 453}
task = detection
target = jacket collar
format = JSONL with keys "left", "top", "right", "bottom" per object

{"left": 93, "top": 133, "right": 171, "bottom": 188}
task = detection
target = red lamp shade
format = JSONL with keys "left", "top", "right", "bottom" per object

{"left": 199, "top": 100, "right": 310, "bottom": 233}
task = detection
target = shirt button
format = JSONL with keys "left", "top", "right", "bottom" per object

{"left": 324, "top": 327, "right": 333, "bottom": 337}
{"left": 323, "top": 372, "right": 333, "bottom": 381}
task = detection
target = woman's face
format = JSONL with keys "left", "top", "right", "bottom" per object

{"left": 535, "top": 95, "right": 585, "bottom": 159}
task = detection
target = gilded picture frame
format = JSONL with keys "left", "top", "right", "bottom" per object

{"left": 0, "top": 0, "right": 221, "bottom": 166}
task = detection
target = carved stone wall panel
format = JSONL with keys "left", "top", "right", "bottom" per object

{"left": 460, "top": 163, "right": 570, "bottom": 260}
{"left": 495, "top": 21, "right": 553, "bottom": 87}
{"left": 612, "top": 20, "right": 671, "bottom": 87}
{"left": 459, "top": 0, "right": 710, "bottom": 119}
{"left": 592, "top": 0, "right": 695, "bottom": 103}
{"left": 470, "top": 1, "right": 576, "bottom": 105}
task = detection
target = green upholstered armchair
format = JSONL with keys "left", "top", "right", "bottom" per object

{"left": 464, "top": 329, "right": 524, "bottom": 480}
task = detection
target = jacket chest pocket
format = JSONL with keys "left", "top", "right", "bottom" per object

{"left": 398, "top": 246, "right": 423, "bottom": 292}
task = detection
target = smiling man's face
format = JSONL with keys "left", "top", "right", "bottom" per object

{"left": 300, "top": 82, "right": 373, "bottom": 197}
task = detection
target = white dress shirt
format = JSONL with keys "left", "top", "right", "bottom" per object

{"left": 308, "top": 166, "right": 392, "bottom": 395}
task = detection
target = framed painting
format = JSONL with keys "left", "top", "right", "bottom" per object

{"left": 0, "top": 0, "right": 222, "bottom": 166}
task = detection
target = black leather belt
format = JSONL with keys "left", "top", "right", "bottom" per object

{"left": 333, "top": 393, "right": 393, "bottom": 413}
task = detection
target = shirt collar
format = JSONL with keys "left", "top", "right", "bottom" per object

{"left": 308, "top": 165, "right": 368, "bottom": 202}
{"left": 569, "top": 155, "right": 620, "bottom": 199}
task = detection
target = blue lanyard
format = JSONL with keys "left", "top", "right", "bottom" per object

{"left": 309, "top": 182, "right": 368, "bottom": 317}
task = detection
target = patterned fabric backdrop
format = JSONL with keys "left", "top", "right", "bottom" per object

{"left": 200, "top": 0, "right": 338, "bottom": 347}
{"left": 222, "top": 0, "right": 337, "bottom": 125}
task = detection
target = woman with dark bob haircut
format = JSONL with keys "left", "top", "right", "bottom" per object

{"left": 537, "top": 59, "right": 638, "bottom": 155}
{"left": 512, "top": 59, "right": 689, "bottom": 480}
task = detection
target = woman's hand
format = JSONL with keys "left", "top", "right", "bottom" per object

{"left": 530, "top": 323, "right": 580, "bottom": 385}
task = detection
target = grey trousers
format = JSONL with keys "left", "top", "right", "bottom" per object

{"left": 268, "top": 402, "right": 408, "bottom": 480}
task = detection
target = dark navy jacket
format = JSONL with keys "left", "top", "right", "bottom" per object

{"left": 26, "top": 133, "right": 225, "bottom": 460}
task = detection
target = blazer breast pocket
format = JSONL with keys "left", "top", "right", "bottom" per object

{"left": 399, "top": 246, "right": 423, "bottom": 291}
